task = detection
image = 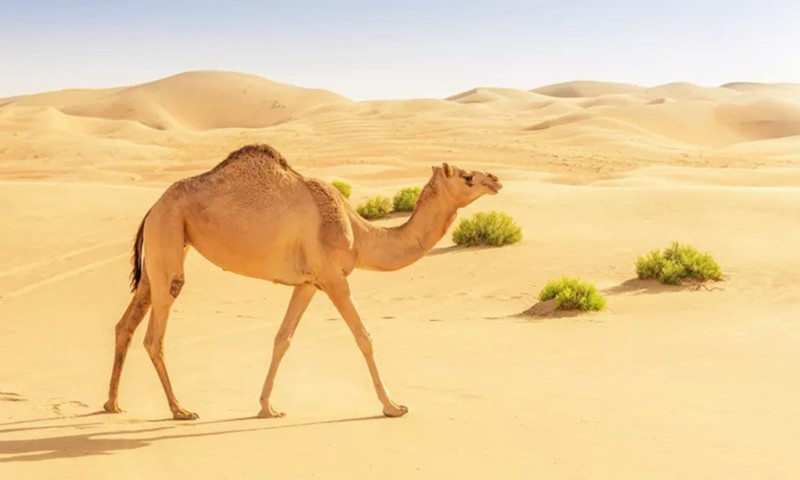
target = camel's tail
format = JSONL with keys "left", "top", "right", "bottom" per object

{"left": 129, "top": 210, "right": 150, "bottom": 292}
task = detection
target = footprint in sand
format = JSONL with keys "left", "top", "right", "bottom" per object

{"left": 50, "top": 399, "right": 90, "bottom": 416}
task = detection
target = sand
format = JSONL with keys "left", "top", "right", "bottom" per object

{"left": 1, "top": 71, "right": 800, "bottom": 479}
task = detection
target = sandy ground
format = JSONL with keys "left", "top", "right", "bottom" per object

{"left": 2, "top": 72, "right": 800, "bottom": 479}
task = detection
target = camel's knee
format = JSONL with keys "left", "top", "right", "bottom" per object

{"left": 115, "top": 315, "right": 139, "bottom": 340}
{"left": 143, "top": 334, "right": 163, "bottom": 358}
{"left": 274, "top": 333, "right": 291, "bottom": 350}
{"left": 132, "top": 288, "right": 152, "bottom": 316}
{"left": 114, "top": 320, "right": 127, "bottom": 336}
{"left": 273, "top": 326, "right": 297, "bottom": 356}
{"left": 169, "top": 274, "right": 185, "bottom": 298}
{"left": 114, "top": 321, "right": 134, "bottom": 345}
{"left": 115, "top": 312, "right": 147, "bottom": 347}
{"left": 354, "top": 329, "right": 373, "bottom": 353}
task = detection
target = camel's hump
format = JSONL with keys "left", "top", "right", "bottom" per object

{"left": 210, "top": 144, "right": 294, "bottom": 173}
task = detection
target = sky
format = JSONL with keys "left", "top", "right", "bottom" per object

{"left": 1, "top": 0, "right": 798, "bottom": 100}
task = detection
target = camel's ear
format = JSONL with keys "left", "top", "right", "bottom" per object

{"left": 442, "top": 162, "right": 455, "bottom": 177}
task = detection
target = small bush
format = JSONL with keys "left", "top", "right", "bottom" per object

{"left": 452, "top": 211, "right": 522, "bottom": 246}
{"left": 331, "top": 181, "right": 352, "bottom": 198}
{"left": 393, "top": 187, "right": 421, "bottom": 212}
{"left": 356, "top": 196, "right": 393, "bottom": 220}
{"left": 538, "top": 277, "right": 606, "bottom": 311}
{"left": 635, "top": 242, "right": 722, "bottom": 285}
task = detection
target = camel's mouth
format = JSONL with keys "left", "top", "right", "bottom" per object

{"left": 486, "top": 181, "right": 502, "bottom": 194}
{"left": 482, "top": 172, "right": 502, "bottom": 194}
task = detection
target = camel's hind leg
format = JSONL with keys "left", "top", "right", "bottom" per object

{"left": 104, "top": 277, "right": 152, "bottom": 413}
{"left": 143, "top": 237, "right": 197, "bottom": 420}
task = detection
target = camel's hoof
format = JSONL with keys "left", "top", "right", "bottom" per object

{"left": 103, "top": 400, "right": 122, "bottom": 414}
{"left": 383, "top": 404, "right": 409, "bottom": 417}
{"left": 172, "top": 408, "right": 199, "bottom": 420}
{"left": 257, "top": 407, "right": 286, "bottom": 419}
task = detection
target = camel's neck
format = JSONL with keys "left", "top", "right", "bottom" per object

{"left": 351, "top": 183, "right": 457, "bottom": 271}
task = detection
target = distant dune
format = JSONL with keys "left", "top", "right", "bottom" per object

{"left": 722, "top": 82, "right": 800, "bottom": 97}
{"left": 447, "top": 87, "right": 553, "bottom": 104}
{"left": 2, "top": 71, "right": 352, "bottom": 130}
{"left": 717, "top": 99, "right": 800, "bottom": 141}
{"left": 1, "top": 71, "right": 800, "bottom": 182}
{"left": 531, "top": 80, "right": 644, "bottom": 98}
{"left": 646, "top": 82, "right": 741, "bottom": 102}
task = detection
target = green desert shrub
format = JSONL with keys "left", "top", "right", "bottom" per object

{"left": 356, "top": 196, "right": 393, "bottom": 220}
{"left": 538, "top": 277, "right": 606, "bottom": 311}
{"left": 452, "top": 211, "right": 522, "bottom": 246}
{"left": 393, "top": 186, "right": 421, "bottom": 212}
{"left": 635, "top": 242, "right": 722, "bottom": 285}
{"left": 331, "top": 180, "right": 352, "bottom": 198}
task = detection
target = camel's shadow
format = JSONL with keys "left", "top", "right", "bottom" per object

{"left": 0, "top": 413, "right": 384, "bottom": 463}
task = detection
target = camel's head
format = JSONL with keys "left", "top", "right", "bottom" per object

{"left": 432, "top": 162, "right": 502, "bottom": 207}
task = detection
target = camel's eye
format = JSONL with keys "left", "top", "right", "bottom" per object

{"left": 463, "top": 174, "right": 473, "bottom": 183}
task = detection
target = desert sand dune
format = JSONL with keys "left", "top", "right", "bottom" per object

{"left": 590, "top": 101, "right": 748, "bottom": 147}
{"left": 447, "top": 87, "right": 554, "bottom": 105}
{"left": 0, "top": 86, "right": 123, "bottom": 109}
{"left": 577, "top": 93, "right": 647, "bottom": 108}
{"left": 722, "top": 81, "right": 800, "bottom": 98}
{"left": 716, "top": 99, "right": 800, "bottom": 140}
{"left": 1, "top": 71, "right": 352, "bottom": 131}
{"left": 2, "top": 71, "right": 798, "bottom": 185}
{"left": 526, "top": 111, "right": 593, "bottom": 131}
{"left": 2, "top": 71, "right": 800, "bottom": 479}
{"left": 646, "top": 81, "right": 742, "bottom": 102}
{"left": 531, "top": 80, "right": 645, "bottom": 98}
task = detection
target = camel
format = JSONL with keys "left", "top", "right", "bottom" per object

{"left": 103, "top": 144, "right": 502, "bottom": 420}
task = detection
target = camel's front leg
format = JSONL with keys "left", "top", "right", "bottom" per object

{"left": 325, "top": 279, "right": 408, "bottom": 417}
{"left": 258, "top": 283, "right": 316, "bottom": 418}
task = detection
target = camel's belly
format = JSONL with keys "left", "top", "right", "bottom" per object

{"left": 185, "top": 218, "right": 312, "bottom": 285}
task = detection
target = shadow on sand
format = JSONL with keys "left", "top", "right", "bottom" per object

{"left": 603, "top": 278, "right": 689, "bottom": 296}
{"left": 427, "top": 245, "right": 502, "bottom": 256}
{"left": 514, "top": 299, "right": 588, "bottom": 321}
{"left": 516, "top": 278, "right": 682, "bottom": 320}
{"left": 0, "top": 410, "right": 114, "bottom": 434}
{"left": 0, "top": 413, "right": 384, "bottom": 463}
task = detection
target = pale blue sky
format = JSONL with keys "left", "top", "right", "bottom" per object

{"left": 1, "top": 0, "right": 798, "bottom": 99}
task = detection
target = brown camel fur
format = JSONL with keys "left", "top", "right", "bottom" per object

{"left": 103, "top": 144, "right": 502, "bottom": 420}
